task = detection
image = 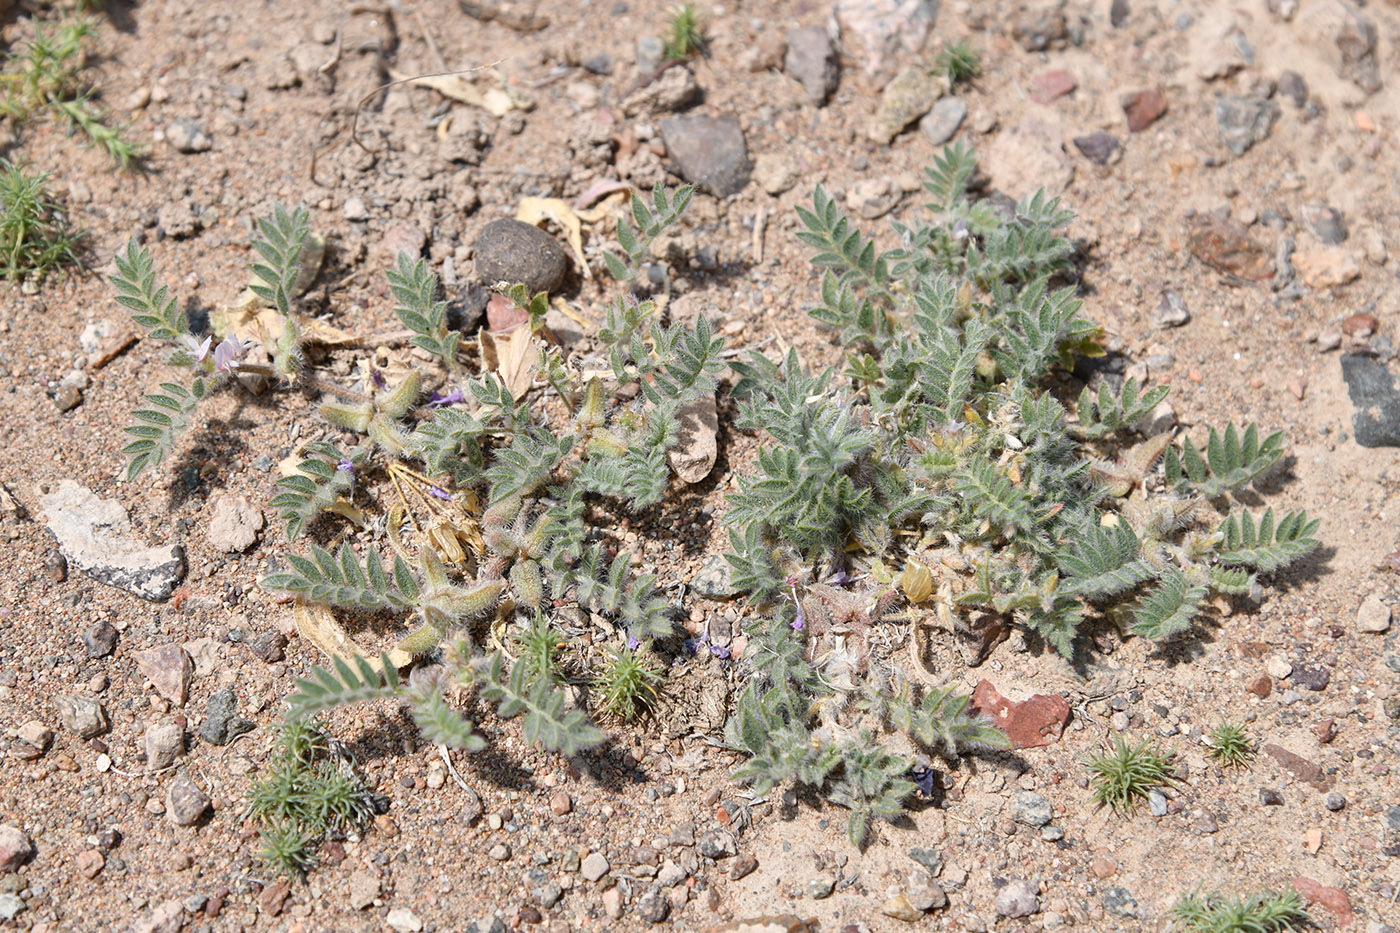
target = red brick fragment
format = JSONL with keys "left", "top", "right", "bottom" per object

{"left": 1122, "top": 86, "right": 1166, "bottom": 131}
{"left": 970, "top": 680, "right": 1070, "bottom": 749}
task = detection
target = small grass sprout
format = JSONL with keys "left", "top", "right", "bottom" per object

{"left": 1171, "top": 885, "right": 1309, "bottom": 933}
{"left": 1087, "top": 737, "right": 1177, "bottom": 815}
{"left": 1207, "top": 720, "right": 1253, "bottom": 769}
{"left": 511, "top": 611, "right": 565, "bottom": 684}
{"left": 597, "top": 641, "right": 663, "bottom": 720}
{"left": 0, "top": 160, "right": 81, "bottom": 283}
{"left": 934, "top": 39, "right": 982, "bottom": 85}
{"left": 662, "top": 3, "right": 707, "bottom": 61}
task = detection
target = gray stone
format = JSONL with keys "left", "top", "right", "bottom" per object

{"left": 784, "top": 27, "right": 840, "bottom": 105}
{"left": 1278, "top": 70, "right": 1308, "bottom": 106}
{"left": 535, "top": 881, "right": 562, "bottom": 908}
{"left": 1303, "top": 205, "right": 1348, "bottom": 245}
{"left": 0, "top": 826, "right": 32, "bottom": 872}
{"left": 135, "top": 644, "right": 194, "bottom": 706}
{"left": 82, "top": 620, "right": 118, "bottom": 658}
{"left": 40, "top": 481, "right": 186, "bottom": 601}
{"left": 657, "top": 859, "right": 688, "bottom": 887}
{"left": 638, "top": 887, "right": 670, "bottom": 922}
{"left": 1148, "top": 790, "right": 1168, "bottom": 817}
{"left": 581, "top": 851, "right": 609, "bottom": 881}
{"left": 1110, "top": 0, "right": 1130, "bottom": 27}
{"left": 145, "top": 720, "right": 186, "bottom": 770}
{"left": 1357, "top": 594, "right": 1391, "bottom": 633}
{"left": 635, "top": 35, "right": 666, "bottom": 76}
{"left": 1216, "top": 96, "right": 1279, "bottom": 156}
{"left": 835, "top": 0, "right": 940, "bottom": 81}
{"left": 808, "top": 874, "right": 837, "bottom": 898}
{"left": 474, "top": 220, "right": 570, "bottom": 295}
{"left": 1013, "top": 7, "right": 1067, "bottom": 51}
{"left": 689, "top": 554, "right": 737, "bottom": 598}
{"left": 696, "top": 828, "right": 737, "bottom": 858}
{"left": 199, "top": 687, "right": 254, "bottom": 746}
{"left": 166, "top": 772, "right": 210, "bottom": 825}
{"left": 1325, "top": 792, "right": 1346, "bottom": 811}
{"left": 1073, "top": 132, "right": 1121, "bottom": 166}
{"left": 659, "top": 115, "right": 752, "bottom": 197}
{"left": 166, "top": 119, "right": 212, "bottom": 153}
{"left": 0, "top": 894, "right": 23, "bottom": 920}
{"left": 868, "top": 65, "right": 942, "bottom": 143}
{"left": 55, "top": 695, "right": 108, "bottom": 738}
{"left": 1103, "top": 886, "right": 1139, "bottom": 918}
{"left": 908, "top": 846, "right": 943, "bottom": 875}
{"left": 1151, "top": 290, "right": 1190, "bottom": 328}
{"left": 207, "top": 494, "right": 263, "bottom": 553}
{"left": 995, "top": 878, "right": 1040, "bottom": 917}
{"left": 919, "top": 96, "right": 967, "bottom": 147}
{"left": 1341, "top": 354, "right": 1400, "bottom": 447}
{"left": 1012, "top": 791, "right": 1052, "bottom": 826}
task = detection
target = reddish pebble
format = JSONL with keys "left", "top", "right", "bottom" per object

{"left": 970, "top": 681, "right": 1070, "bottom": 749}
{"left": 1123, "top": 86, "right": 1166, "bottom": 132}
{"left": 76, "top": 849, "right": 103, "bottom": 879}
{"left": 1342, "top": 312, "right": 1378, "bottom": 336}
{"left": 1312, "top": 718, "right": 1337, "bottom": 744}
{"left": 205, "top": 896, "right": 224, "bottom": 918}
{"left": 1246, "top": 675, "right": 1273, "bottom": 698}
{"left": 550, "top": 791, "right": 572, "bottom": 816}
{"left": 1292, "top": 876, "right": 1352, "bottom": 927}
{"left": 1091, "top": 857, "right": 1117, "bottom": 879}
{"left": 1288, "top": 376, "right": 1308, "bottom": 400}
{"left": 486, "top": 293, "right": 529, "bottom": 332}
{"left": 1031, "top": 69, "right": 1077, "bottom": 104}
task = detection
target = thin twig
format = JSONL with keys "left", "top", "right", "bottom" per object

{"left": 437, "top": 743, "right": 472, "bottom": 793}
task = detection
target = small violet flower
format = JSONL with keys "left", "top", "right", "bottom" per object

{"left": 428, "top": 485, "right": 452, "bottom": 501}
{"left": 429, "top": 386, "right": 466, "bottom": 408}
{"left": 789, "top": 585, "right": 805, "bottom": 631}
{"left": 709, "top": 644, "right": 731, "bottom": 660}
{"left": 627, "top": 632, "right": 640, "bottom": 652}
{"left": 184, "top": 334, "right": 212, "bottom": 363}
{"left": 212, "top": 335, "right": 250, "bottom": 374}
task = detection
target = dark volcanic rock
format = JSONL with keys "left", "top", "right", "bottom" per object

{"left": 474, "top": 220, "right": 570, "bottom": 295}
{"left": 1341, "top": 354, "right": 1400, "bottom": 447}
{"left": 659, "top": 115, "right": 752, "bottom": 197}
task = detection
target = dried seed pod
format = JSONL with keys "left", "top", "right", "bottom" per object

{"left": 901, "top": 560, "right": 934, "bottom": 604}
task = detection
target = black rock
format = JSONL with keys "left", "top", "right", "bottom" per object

{"left": 1278, "top": 70, "right": 1308, "bottom": 107}
{"left": 198, "top": 687, "right": 254, "bottom": 746}
{"left": 1073, "top": 132, "right": 1121, "bottom": 166}
{"left": 82, "top": 620, "right": 118, "bottom": 659}
{"left": 784, "top": 27, "right": 839, "bottom": 105}
{"left": 659, "top": 115, "right": 752, "bottom": 197}
{"left": 473, "top": 220, "right": 570, "bottom": 295}
{"left": 1341, "top": 354, "right": 1400, "bottom": 447}
{"left": 1259, "top": 788, "right": 1285, "bottom": 806}
{"left": 1110, "top": 0, "right": 1130, "bottom": 27}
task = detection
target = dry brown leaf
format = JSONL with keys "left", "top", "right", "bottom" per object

{"left": 574, "top": 188, "right": 631, "bottom": 225}
{"left": 478, "top": 323, "right": 539, "bottom": 398}
{"left": 667, "top": 394, "right": 719, "bottom": 484}
{"left": 388, "top": 67, "right": 532, "bottom": 116}
{"left": 211, "top": 303, "right": 354, "bottom": 347}
{"left": 517, "top": 197, "right": 590, "bottom": 278}
{"left": 293, "top": 602, "right": 413, "bottom": 671}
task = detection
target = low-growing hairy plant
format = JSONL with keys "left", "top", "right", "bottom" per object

{"left": 721, "top": 142, "right": 1317, "bottom": 845}
{"left": 1087, "top": 737, "right": 1176, "bottom": 815}
{"left": 1171, "top": 886, "right": 1309, "bottom": 933}
{"left": 935, "top": 39, "right": 982, "bottom": 85}
{"left": 0, "top": 17, "right": 139, "bottom": 169}
{"left": 248, "top": 720, "right": 375, "bottom": 875}
{"left": 662, "top": 3, "right": 707, "bottom": 61}
{"left": 1207, "top": 720, "right": 1253, "bottom": 769}
{"left": 596, "top": 641, "right": 663, "bottom": 720}
{"left": 0, "top": 160, "right": 80, "bottom": 283}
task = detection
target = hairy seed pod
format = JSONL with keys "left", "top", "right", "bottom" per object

{"left": 901, "top": 560, "right": 934, "bottom": 604}
{"left": 510, "top": 559, "right": 544, "bottom": 608}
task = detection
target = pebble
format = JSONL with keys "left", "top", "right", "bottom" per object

{"left": 145, "top": 720, "right": 185, "bottom": 769}
{"left": 54, "top": 695, "right": 108, "bottom": 738}
{"left": 207, "top": 494, "right": 263, "bottom": 553}
{"left": 348, "top": 870, "right": 380, "bottom": 910}
{"left": 908, "top": 846, "right": 942, "bottom": 875}
{"left": 342, "top": 196, "right": 368, "bottom": 221}
{"left": 658, "top": 115, "right": 752, "bottom": 197}
{"left": 76, "top": 849, "right": 103, "bottom": 879}
{"left": 386, "top": 907, "right": 424, "bottom": 932}
{"left": 53, "top": 383, "right": 83, "bottom": 412}
{"left": 166, "top": 773, "right": 210, "bottom": 826}
{"left": 474, "top": 220, "right": 570, "bottom": 295}
{"left": 835, "top": 0, "right": 939, "bottom": 81}
{"left": 1151, "top": 289, "right": 1191, "bottom": 328}
{"left": 1325, "top": 792, "right": 1347, "bottom": 811}
{"left": 602, "top": 886, "right": 623, "bottom": 919}
{"left": 1216, "top": 96, "right": 1279, "bottom": 156}
{"left": 1303, "top": 205, "right": 1348, "bottom": 245}
{"left": 198, "top": 687, "right": 254, "bottom": 745}
{"left": 1030, "top": 69, "right": 1076, "bottom": 105}
{"left": 1293, "top": 246, "right": 1360, "bottom": 288}
{"left": 581, "top": 852, "right": 609, "bottom": 882}
{"left": 136, "top": 644, "right": 194, "bottom": 707}
{"left": 1341, "top": 354, "right": 1400, "bottom": 447}
{"left": 487, "top": 843, "right": 511, "bottom": 861}
{"left": 1188, "top": 219, "right": 1272, "bottom": 280}
{"left": 868, "top": 65, "right": 942, "bottom": 144}
{"left": 1148, "top": 790, "right": 1168, "bottom": 817}
{"left": 635, "top": 36, "right": 666, "bottom": 76}
{"left": 995, "top": 878, "right": 1040, "bottom": 917}
{"left": 919, "top": 96, "right": 968, "bottom": 147}
{"left": 621, "top": 66, "right": 701, "bottom": 116}
{"left": 846, "top": 177, "right": 900, "bottom": 219}
{"left": 807, "top": 874, "right": 836, "bottom": 899}
{"left": 970, "top": 681, "right": 1070, "bottom": 748}
{"left": 1294, "top": 664, "right": 1330, "bottom": 691}
{"left": 166, "top": 119, "right": 213, "bottom": 153}
{"left": 248, "top": 631, "right": 287, "bottom": 663}
{"left": 0, "top": 894, "right": 26, "bottom": 920}
{"left": 1012, "top": 6, "right": 1067, "bottom": 50}
{"left": 1266, "top": 656, "right": 1293, "bottom": 680}
{"left": 549, "top": 791, "right": 571, "bottom": 816}
{"left": 0, "top": 826, "right": 32, "bottom": 872}
{"left": 752, "top": 152, "right": 800, "bottom": 196}
{"left": 1073, "top": 132, "right": 1121, "bottom": 165}
{"left": 638, "top": 888, "right": 670, "bottom": 922}
{"left": 883, "top": 895, "right": 923, "bottom": 922}
{"left": 1247, "top": 674, "right": 1273, "bottom": 698}
{"left": 784, "top": 26, "right": 839, "bottom": 105}
{"left": 1012, "top": 791, "right": 1052, "bottom": 827}
{"left": 1277, "top": 70, "right": 1308, "bottom": 106}
{"left": 1356, "top": 594, "right": 1391, "bottom": 632}
{"left": 696, "top": 829, "right": 737, "bottom": 858}
{"left": 82, "top": 620, "right": 118, "bottom": 658}
{"left": 1122, "top": 87, "right": 1166, "bottom": 132}
{"left": 1103, "top": 886, "right": 1139, "bottom": 918}
{"left": 39, "top": 481, "right": 186, "bottom": 602}
{"left": 17, "top": 721, "right": 51, "bottom": 753}
{"left": 1110, "top": 711, "right": 1130, "bottom": 731}
{"left": 730, "top": 852, "right": 758, "bottom": 879}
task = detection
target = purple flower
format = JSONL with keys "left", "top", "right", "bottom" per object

{"left": 183, "top": 334, "right": 212, "bottom": 362}
{"left": 429, "top": 386, "right": 466, "bottom": 407}
{"left": 212, "top": 336, "right": 250, "bottom": 374}
{"left": 371, "top": 370, "right": 386, "bottom": 389}
{"left": 337, "top": 459, "right": 355, "bottom": 474}
{"left": 789, "top": 585, "right": 805, "bottom": 631}
{"left": 627, "top": 632, "right": 640, "bottom": 651}
{"left": 428, "top": 485, "right": 451, "bottom": 501}
{"left": 709, "top": 644, "right": 731, "bottom": 660}
{"left": 826, "top": 568, "right": 851, "bottom": 586}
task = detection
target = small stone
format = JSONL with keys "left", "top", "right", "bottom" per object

{"left": 971, "top": 681, "right": 1070, "bottom": 748}
{"left": 1148, "top": 790, "right": 1168, "bottom": 817}
{"left": 658, "top": 115, "right": 752, "bottom": 197}
{"left": 54, "top": 695, "right": 108, "bottom": 738}
{"left": 1277, "top": 70, "right": 1308, "bottom": 106}
{"left": 1247, "top": 674, "right": 1273, "bottom": 698}
{"left": 1073, "top": 132, "right": 1121, "bottom": 166}
{"left": 995, "top": 878, "right": 1040, "bottom": 918}
{"left": 1104, "top": 887, "right": 1139, "bottom": 918}
{"left": 846, "top": 177, "right": 900, "bottom": 220}
{"left": 752, "top": 152, "right": 800, "bottom": 196}
{"left": 386, "top": 907, "right": 424, "bottom": 932}
{"left": 1110, "top": 711, "right": 1130, "bottom": 732}
{"left": 1303, "top": 205, "right": 1347, "bottom": 245}
{"left": 488, "top": 843, "right": 511, "bottom": 861}
{"left": 474, "top": 220, "right": 570, "bottom": 296}
{"left": 136, "top": 644, "right": 194, "bottom": 706}
{"left": 167, "top": 772, "right": 210, "bottom": 826}
{"left": 883, "top": 895, "right": 923, "bottom": 922}
{"left": 1294, "top": 664, "right": 1330, "bottom": 691}
{"left": 784, "top": 27, "right": 839, "bottom": 105}
{"left": 1293, "top": 247, "right": 1360, "bottom": 288}
{"left": 54, "top": 383, "right": 82, "bottom": 412}
{"left": 908, "top": 879, "right": 948, "bottom": 911}
{"left": 248, "top": 631, "right": 287, "bottom": 663}
{"left": 40, "top": 481, "right": 186, "bottom": 602}
{"left": 657, "top": 859, "right": 688, "bottom": 888}
{"left": 1012, "top": 791, "right": 1052, "bottom": 827}
{"left": 1325, "top": 792, "right": 1346, "bottom": 811}
{"left": 17, "top": 721, "right": 51, "bottom": 753}
{"left": 207, "top": 494, "right": 263, "bottom": 553}
{"left": 0, "top": 894, "right": 25, "bottom": 921}
{"left": 145, "top": 720, "right": 185, "bottom": 769}
{"left": 1188, "top": 220, "right": 1273, "bottom": 280}
{"left": 581, "top": 852, "right": 609, "bottom": 882}
{"left": 82, "top": 620, "right": 118, "bottom": 658}
{"left": 1030, "top": 70, "right": 1076, "bottom": 105}
{"left": 1216, "top": 96, "right": 1279, "bottom": 156}
{"left": 1091, "top": 858, "right": 1117, "bottom": 880}
{"left": 1356, "top": 594, "right": 1391, "bottom": 632}
{"left": 602, "top": 886, "right": 623, "bottom": 919}
{"left": 1291, "top": 876, "right": 1352, "bottom": 928}
{"left": 535, "top": 882, "right": 563, "bottom": 908}
{"left": 1012, "top": 7, "right": 1067, "bottom": 51}
{"left": 0, "top": 826, "right": 32, "bottom": 872}
{"left": 635, "top": 36, "right": 666, "bottom": 76}
{"left": 807, "top": 874, "right": 836, "bottom": 899}
{"left": 908, "top": 847, "right": 942, "bottom": 875}
{"left": 348, "top": 870, "right": 380, "bottom": 910}
{"left": 638, "top": 889, "right": 670, "bottom": 922}
{"left": 697, "top": 829, "right": 737, "bottom": 858}
{"left": 549, "top": 791, "right": 572, "bottom": 816}
{"left": 1342, "top": 313, "right": 1379, "bottom": 336}
{"left": 1122, "top": 87, "right": 1167, "bottom": 132}
{"left": 76, "top": 848, "right": 104, "bottom": 879}
{"left": 730, "top": 852, "right": 758, "bottom": 879}
{"left": 1266, "top": 656, "right": 1293, "bottom": 680}
{"left": 868, "top": 65, "right": 942, "bottom": 144}
{"left": 198, "top": 687, "right": 254, "bottom": 746}
{"left": 620, "top": 66, "right": 701, "bottom": 116}
{"left": 1152, "top": 289, "right": 1191, "bottom": 328}
{"left": 919, "top": 96, "right": 968, "bottom": 147}
{"left": 1342, "top": 354, "right": 1400, "bottom": 447}
{"left": 166, "top": 119, "right": 213, "bottom": 153}
{"left": 342, "top": 196, "right": 368, "bottom": 221}
{"left": 1110, "top": 0, "right": 1131, "bottom": 27}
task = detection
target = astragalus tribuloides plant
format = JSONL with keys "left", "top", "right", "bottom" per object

{"left": 720, "top": 142, "right": 1319, "bottom": 846}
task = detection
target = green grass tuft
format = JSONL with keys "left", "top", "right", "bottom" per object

{"left": 1171, "top": 886, "right": 1309, "bottom": 933}
{"left": 934, "top": 39, "right": 982, "bottom": 84}
{"left": 1086, "top": 737, "right": 1177, "bottom": 815}
{"left": 0, "top": 160, "right": 81, "bottom": 283}
{"left": 1206, "top": 720, "right": 1254, "bottom": 769}
{"left": 662, "top": 3, "right": 707, "bottom": 61}
{"left": 596, "top": 642, "right": 663, "bottom": 720}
